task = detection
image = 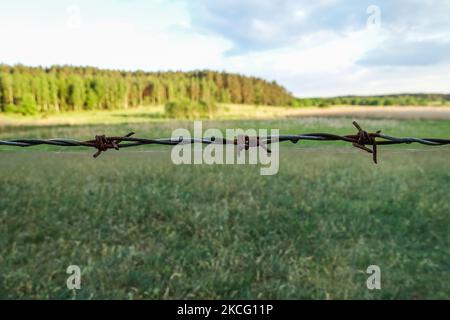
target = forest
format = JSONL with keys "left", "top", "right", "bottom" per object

{"left": 0, "top": 65, "right": 293, "bottom": 115}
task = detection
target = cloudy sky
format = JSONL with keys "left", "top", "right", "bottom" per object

{"left": 0, "top": 0, "right": 449, "bottom": 97}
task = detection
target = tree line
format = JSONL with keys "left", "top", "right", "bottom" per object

{"left": 291, "top": 94, "right": 450, "bottom": 107}
{"left": 0, "top": 65, "right": 293, "bottom": 115}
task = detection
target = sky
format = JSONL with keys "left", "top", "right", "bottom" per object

{"left": 0, "top": 0, "right": 449, "bottom": 97}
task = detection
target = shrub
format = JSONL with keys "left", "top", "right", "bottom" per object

{"left": 20, "top": 94, "right": 39, "bottom": 115}
{"left": 4, "top": 104, "right": 20, "bottom": 114}
{"left": 5, "top": 94, "right": 38, "bottom": 115}
{"left": 165, "top": 99, "right": 217, "bottom": 119}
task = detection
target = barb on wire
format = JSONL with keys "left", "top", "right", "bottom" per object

{"left": 0, "top": 121, "right": 449, "bottom": 163}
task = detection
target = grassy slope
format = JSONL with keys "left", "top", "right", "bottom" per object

{"left": 0, "top": 116, "right": 449, "bottom": 299}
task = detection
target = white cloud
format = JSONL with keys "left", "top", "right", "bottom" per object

{"left": 0, "top": 1, "right": 231, "bottom": 71}
{"left": 0, "top": 0, "right": 449, "bottom": 97}
{"left": 294, "top": 9, "right": 307, "bottom": 20}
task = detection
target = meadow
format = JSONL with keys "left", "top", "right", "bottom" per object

{"left": 0, "top": 110, "right": 449, "bottom": 299}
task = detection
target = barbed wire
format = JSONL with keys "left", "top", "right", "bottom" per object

{"left": 1, "top": 121, "right": 449, "bottom": 164}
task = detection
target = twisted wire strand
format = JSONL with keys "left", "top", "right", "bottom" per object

{"left": 1, "top": 121, "right": 449, "bottom": 163}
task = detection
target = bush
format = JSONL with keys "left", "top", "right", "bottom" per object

{"left": 4, "top": 104, "right": 20, "bottom": 114}
{"left": 288, "top": 99, "right": 299, "bottom": 107}
{"left": 165, "top": 99, "right": 218, "bottom": 119}
{"left": 5, "top": 94, "right": 38, "bottom": 115}
{"left": 20, "top": 94, "right": 38, "bottom": 115}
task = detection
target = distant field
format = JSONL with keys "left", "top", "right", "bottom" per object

{"left": 1, "top": 104, "right": 450, "bottom": 127}
{"left": 0, "top": 116, "right": 449, "bottom": 299}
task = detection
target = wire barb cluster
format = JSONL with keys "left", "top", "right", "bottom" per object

{"left": 1, "top": 121, "right": 449, "bottom": 163}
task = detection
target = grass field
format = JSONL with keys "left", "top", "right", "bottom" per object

{"left": 1, "top": 104, "right": 450, "bottom": 127}
{"left": 0, "top": 115, "right": 449, "bottom": 299}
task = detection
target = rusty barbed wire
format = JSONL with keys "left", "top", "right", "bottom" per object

{"left": 0, "top": 121, "right": 449, "bottom": 163}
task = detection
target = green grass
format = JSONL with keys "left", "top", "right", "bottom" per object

{"left": 0, "top": 117, "right": 449, "bottom": 299}
{"left": 1, "top": 117, "right": 449, "bottom": 147}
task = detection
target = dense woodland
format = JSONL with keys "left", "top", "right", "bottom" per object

{"left": 0, "top": 65, "right": 293, "bottom": 115}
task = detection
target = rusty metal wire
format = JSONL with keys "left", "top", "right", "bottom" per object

{"left": 1, "top": 121, "right": 449, "bottom": 163}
